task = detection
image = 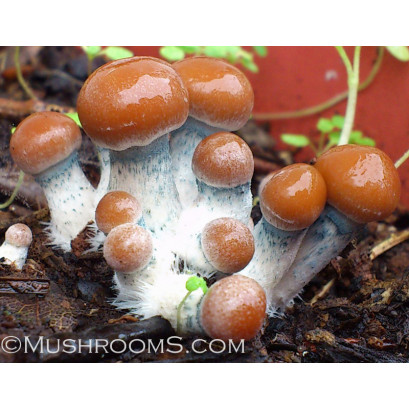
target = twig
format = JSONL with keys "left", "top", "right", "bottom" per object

{"left": 0, "top": 170, "right": 25, "bottom": 209}
{"left": 0, "top": 97, "right": 74, "bottom": 119}
{"left": 309, "top": 278, "right": 336, "bottom": 305}
{"left": 395, "top": 148, "right": 409, "bottom": 169}
{"left": 369, "top": 229, "right": 409, "bottom": 260}
{"left": 14, "top": 46, "right": 37, "bottom": 100}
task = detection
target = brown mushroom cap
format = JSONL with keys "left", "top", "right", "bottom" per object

{"left": 77, "top": 56, "right": 189, "bottom": 151}
{"left": 103, "top": 223, "right": 153, "bottom": 273}
{"left": 95, "top": 191, "right": 142, "bottom": 234}
{"left": 10, "top": 112, "right": 82, "bottom": 175}
{"left": 173, "top": 57, "right": 254, "bottom": 130}
{"left": 201, "top": 218, "right": 254, "bottom": 274}
{"left": 314, "top": 144, "right": 401, "bottom": 223}
{"left": 201, "top": 275, "right": 266, "bottom": 342}
{"left": 260, "top": 163, "right": 327, "bottom": 231}
{"left": 5, "top": 224, "right": 32, "bottom": 247}
{"left": 192, "top": 132, "right": 254, "bottom": 187}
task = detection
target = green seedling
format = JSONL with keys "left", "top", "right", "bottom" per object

{"left": 176, "top": 275, "right": 208, "bottom": 333}
{"left": 281, "top": 114, "right": 375, "bottom": 157}
{"left": 82, "top": 46, "right": 134, "bottom": 75}
{"left": 159, "top": 46, "right": 267, "bottom": 73}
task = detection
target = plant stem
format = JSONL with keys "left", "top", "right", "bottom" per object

{"left": 337, "top": 46, "right": 361, "bottom": 146}
{"left": 176, "top": 291, "right": 192, "bottom": 334}
{"left": 0, "top": 170, "right": 25, "bottom": 209}
{"left": 395, "top": 148, "right": 409, "bottom": 168}
{"left": 14, "top": 47, "right": 37, "bottom": 100}
{"left": 252, "top": 46, "right": 383, "bottom": 121}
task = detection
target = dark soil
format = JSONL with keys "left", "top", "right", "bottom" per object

{"left": 1, "top": 46, "right": 408, "bottom": 363}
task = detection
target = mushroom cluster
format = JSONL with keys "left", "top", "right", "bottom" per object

{"left": 8, "top": 55, "right": 402, "bottom": 342}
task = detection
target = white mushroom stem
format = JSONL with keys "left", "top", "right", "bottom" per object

{"left": 238, "top": 217, "right": 307, "bottom": 315}
{"left": 36, "top": 153, "right": 96, "bottom": 251}
{"left": 196, "top": 181, "right": 253, "bottom": 225}
{"left": 269, "top": 205, "right": 362, "bottom": 312}
{"left": 170, "top": 117, "right": 222, "bottom": 207}
{"left": 108, "top": 134, "right": 181, "bottom": 234}
{"left": 94, "top": 146, "right": 110, "bottom": 203}
{"left": 0, "top": 242, "right": 29, "bottom": 270}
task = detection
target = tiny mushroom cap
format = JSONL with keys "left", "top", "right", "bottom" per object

{"left": 314, "top": 144, "right": 401, "bottom": 223}
{"left": 201, "top": 218, "right": 255, "bottom": 274}
{"left": 201, "top": 275, "right": 266, "bottom": 342}
{"left": 192, "top": 132, "right": 254, "bottom": 188}
{"left": 10, "top": 112, "right": 82, "bottom": 175}
{"left": 77, "top": 56, "right": 189, "bottom": 151}
{"left": 5, "top": 224, "right": 32, "bottom": 247}
{"left": 95, "top": 191, "right": 142, "bottom": 234}
{"left": 260, "top": 163, "right": 327, "bottom": 231}
{"left": 173, "top": 57, "right": 254, "bottom": 130}
{"left": 103, "top": 223, "right": 153, "bottom": 273}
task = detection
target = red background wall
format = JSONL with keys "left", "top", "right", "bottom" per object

{"left": 127, "top": 46, "right": 409, "bottom": 207}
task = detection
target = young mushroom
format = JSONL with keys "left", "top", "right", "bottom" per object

{"left": 77, "top": 56, "right": 189, "bottom": 234}
{"left": 171, "top": 57, "right": 254, "bottom": 207}
{"left": 269, "top": 145, "right": 401, "bottom": 311}
{"left": 200, "top": 275, "right": 266, "bottom": 342}
{"left": 88, "top": 190, "right": 143, "bottom": 251}
{"left": 239, "top": 163, "right": 327, "bottom": 314}
{"left": 173, "top": 132, "right": 254, "bottom": 274}
{"left": 201, "top": 217, "right": 255, "bottom": 274}
{"left": 10, "top": 112, "right": 96, "bottom": 251}
{"left": 103, "top": 223, "right": 154, "bottom": 294}
{"left": 0, "top": 224, "right": 32, "bottom": 270}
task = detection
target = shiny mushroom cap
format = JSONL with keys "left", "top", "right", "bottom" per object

{"left": 5, "top": 224, "right": 32, "bottom": 247}
{"left": 192, "top": 132, "right": 254, "bottom": 188}
{"left": 10, "top": 112, "right": 82, "bottom": 175}
{"left": 315, "top": 144, "right": 401, "bottom": 223}
{"left": 201, "top": 275, "right": 266, "bottom": 342}
{"left": 260, "top": 163, "right": 327, "bottom": 231}
{"left": 103, "top": 223, "right": 153, "bottom": 273}
{"left": 201, "top": 218, "right": 255, "bottom": 274}
{"left": 173, "top": 57, "right": 254, "bottom": 130}
{"left": 95, "top": 191, "right": 142, "bottom": 234}
{"left": 77, "top": 56, "right": 189, "bottom": 151}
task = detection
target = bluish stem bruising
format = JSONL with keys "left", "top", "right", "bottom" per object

{"left": 238, "top": 217, "right": 307, "bottom": 314}
{"left": 36, "top": 153, "right": 97, "bottom": 251}
{"left": 196, "top": 181, "right": 253, "bottom": 225}
{"left": 109, "top": 134, "right": 182, "bottom": 234}
{"left": 269, "top": 205, "right": 362, "bottom": 311}
{"left": 170, "top": 117, "right": 222, "bottom": 207}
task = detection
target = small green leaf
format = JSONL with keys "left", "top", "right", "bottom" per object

{"left": 10, "top": 126, "right": 16, "bottom": 134}
{"left": 240, "top": 56, "right": 258, "bottom": 73}
{"left": 82, "top": 46, "right": 102, "bottom": 59}
{"left": 179, "top": 46, "right": 201, "bottom": 54}
{"left": 203, "top": 46, "right": 230, "bottom": 58}
{"left": 186, "top": 276, "right": 208, "bottom": 294}
{"left": 386, "top": 46, "right": 409, "bottom": 62}
{"left": 101, "top": 46, "right": 134, "bottom": 61}
{"left": 331, "top": 115, "right": 345, "bottom": 129}
{"left": 317, "top": 118, "right": 334, "bottom": 133}
{"left": 281, "top": 134, "right": 310, "bottom": 147}
{"left": 65, "top": 112, "right": 82, "bottom": 128}
{"left": 328, "top": 131, "right": 341, "bottom": 144}
{"left": 354, "top": 136, "right": 376, "bottom": 146}
{"left": 159, "top": 46, "right": 185, "bottom": 61}
{"left": 253, "top": 46, "right": 267, "bottom": 57}
{"left": 349, "top": 130, "right": 363, "bottom": 142}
